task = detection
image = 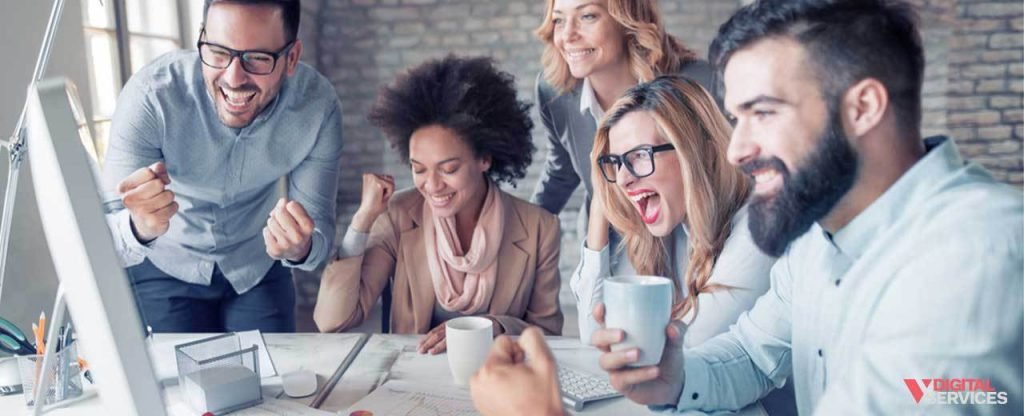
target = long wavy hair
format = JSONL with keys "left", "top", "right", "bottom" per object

{"left": 592, "top": 75, "right": 750, "bottom": 322}
{"left": 535, "top": 0, "right": 697, "bottom": 95}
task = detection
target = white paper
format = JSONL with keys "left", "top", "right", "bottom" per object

{"left": 388, "top": 345, "right": 451, "bottom": 383}
{"left": 168, "top": 397, "right": 333, "bottom": 416}
{"left": 345, "top": 380, "right": 479, "bottom": 416}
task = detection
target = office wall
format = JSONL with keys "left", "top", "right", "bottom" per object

{"left": 0, "top": 1, "right": 94, "bottom": 337}
{"left": 291, "top": 0, "right": 1024, "bottom": 321}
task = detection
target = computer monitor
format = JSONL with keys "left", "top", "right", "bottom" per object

{"left": 25, "top": 77, "right": 166, "bottom": 415}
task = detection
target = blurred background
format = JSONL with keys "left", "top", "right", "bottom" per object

{"left": 1, "top": 0, "right": 1021, "bottom": 337}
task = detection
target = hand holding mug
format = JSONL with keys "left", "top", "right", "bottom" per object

{"left": 591, "top": 303, "right": 687, "bottom": 407}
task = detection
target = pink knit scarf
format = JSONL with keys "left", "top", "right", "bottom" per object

{"left": 423, "top": 181, "right": 505, "bottom": 314}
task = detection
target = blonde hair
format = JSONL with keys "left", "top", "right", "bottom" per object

{"left": 535, "top": 0, "right": 697, "bottom": 95}
{"left": 592, "top": 75, "right": 750, "bottom": 322}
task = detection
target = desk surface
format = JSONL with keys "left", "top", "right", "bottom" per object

{"left": 1, "top": 333, "right": 715, "bottom": 416}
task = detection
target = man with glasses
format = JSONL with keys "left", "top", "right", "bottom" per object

{"left": 101, "top": 0, "right": 342, "bottom": 333}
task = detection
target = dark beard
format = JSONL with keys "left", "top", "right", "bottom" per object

{"left": 744, "top": 111, "right": 859, "bottom": 257}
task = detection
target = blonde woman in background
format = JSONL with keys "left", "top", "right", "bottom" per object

{"left": 529, "top": 0, "right": 716, "bottom": 218}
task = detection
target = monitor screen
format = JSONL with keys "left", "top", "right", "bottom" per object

{"left": 26, "top": 77, "right": 166, "bottom": 415}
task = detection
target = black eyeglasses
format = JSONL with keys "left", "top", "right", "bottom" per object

{"left": 196, "top": 29, "right": 295, "bottom": 75}
{"left": 596, "top": 144, "right": 675, "bottom": 183}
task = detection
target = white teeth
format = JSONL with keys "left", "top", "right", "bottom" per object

{"left": 221, "top": 87, "right": 256, "bottom": 106}
{"left": 754, "top": 170, "right": 779, "bottom": 184}
{"left": 431, "top": 193, "right": 454, "bottom": 203}
{"left": 565, "top": 48, "right": 595, "bottom": 58}
{"left": 629, "top": 191, "right": 657, "bottom": 203}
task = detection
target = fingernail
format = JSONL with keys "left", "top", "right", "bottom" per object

{"left": 628, "top": 350, "right": 638, "bottom": 360}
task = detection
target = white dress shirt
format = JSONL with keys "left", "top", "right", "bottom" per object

{"left": 672, "top": 137, "right": 1024, "bottom": 415}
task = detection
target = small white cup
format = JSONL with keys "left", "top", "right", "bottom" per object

{"left": 445, "top": 317, "right": 494, "bottom": 385}
{"left": 603, "top": 275, "right": 673, "bottom": 367}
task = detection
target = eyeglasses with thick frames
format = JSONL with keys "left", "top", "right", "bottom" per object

{"left": 196, "top": 29, "right": 295, "bottom": 75}
{"left": 597, "top": 143, "right": 676, "bottom": 183}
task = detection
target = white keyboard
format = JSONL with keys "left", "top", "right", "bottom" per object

{"left": 558, "top": 366, "right": 623, "bottom": 411}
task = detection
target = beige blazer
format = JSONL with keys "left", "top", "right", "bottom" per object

{"left": 314, "top": 188, "right": 563, "bottom": 335}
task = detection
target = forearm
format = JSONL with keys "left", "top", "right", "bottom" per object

{"left": 570, "top": 240, "right": 611, "bottom": 344}
{"left": 313, "top": 255, "right": 368, "bottom": 332}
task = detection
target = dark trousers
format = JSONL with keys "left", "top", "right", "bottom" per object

{"left": 127, "top": 259, "right": 296, "bottom": 333}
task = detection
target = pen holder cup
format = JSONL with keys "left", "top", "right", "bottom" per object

{"left": 175, "top": 333, "right": 262, "bottom": 415}
{"left": 16, "top": 343, "right": 83, "bottom": 407}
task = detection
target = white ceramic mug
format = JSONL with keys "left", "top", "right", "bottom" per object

{"left": 603, "top": 275, "right": 673, "bottom": 367}
{"left": 445, "top": 316, "right": 494, "bottom": 385}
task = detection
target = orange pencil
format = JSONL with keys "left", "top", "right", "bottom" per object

{"left": 38, "top": 312, "right": 46, "bottom": 346}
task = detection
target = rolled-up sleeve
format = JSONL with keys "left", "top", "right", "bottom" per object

{"left": 282, "top": 99, "right": 343, "bottom": 270}
{"left": 101, "top": 76, "right": 164, "bottom": 267}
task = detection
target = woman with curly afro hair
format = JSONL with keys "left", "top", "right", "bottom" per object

{"left": 314, "top": 56, "right": 563, "bottom": 354}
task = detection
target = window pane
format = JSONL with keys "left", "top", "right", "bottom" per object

{"left": 92, "top": 120, "right": 111, "bottom": 164}
{"left": 81, "top": 0, "right": 115, "bottom": 29}
{"left": 186, "top": 0, "right": 205, "bottom": 46}
{"left": 129, "top": 36, "right": 179, "bottom": 74}
{"left": 126, "top": 0, "right": 180, "bottom": 38}
{"left": 84, "top": 31, "right": 121, "bottom": 119}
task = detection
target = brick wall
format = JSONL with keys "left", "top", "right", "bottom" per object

{"left": 943, "top": 1, "right": 1023, "bottom": 184}
{"left": 293, "top": 0, "right": 1024, "bottom": 309}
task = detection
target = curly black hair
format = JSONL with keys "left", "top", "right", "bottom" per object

{"left": 368, "top": 55, "right": 535, "bottom": 186}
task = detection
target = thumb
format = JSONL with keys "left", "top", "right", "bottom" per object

{"left": 593, "top": 303, "right": 605, "bottom": 325}
{"left": 149, "top": 161, "right": 170, "bottom": 185}
{"left": 665, "top": 320, "right": 687, "bottom": 348}
{"left": 519, "top": 327, "right": 555, "bottom": 373}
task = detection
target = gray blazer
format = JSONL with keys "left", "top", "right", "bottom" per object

{"left": 529, "top": 59, "right": 719, "bottom": 215}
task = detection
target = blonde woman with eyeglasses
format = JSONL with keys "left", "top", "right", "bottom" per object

{"left": 577, "top": 75, "right": 770, "bottom": 349}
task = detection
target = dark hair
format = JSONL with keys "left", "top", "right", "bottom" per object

{"left": 204, "top": 0, "right": 301, "bottom": 43}
{"left": 368, "top": 55, "right": 536, "bottom": 186}
{"left": 709, "top": 0, "right": 924, "bottom": 133}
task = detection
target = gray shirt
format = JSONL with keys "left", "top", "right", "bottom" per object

{"left": 102, "top": 50, "right": 343, "bottom": 294}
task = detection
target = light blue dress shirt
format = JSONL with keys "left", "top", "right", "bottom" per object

{"left": 101, "top": 50, "right": 343, "bottom": 294}
{"left": 670, "top": 137, "right": 1023, "bottom": 414}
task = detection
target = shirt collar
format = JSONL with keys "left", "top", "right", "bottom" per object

{"left": 579, "top": 77, "right": 604, "bottom": 122}
{"left": 828, "top": 135, "right": 959, "bottom": 259}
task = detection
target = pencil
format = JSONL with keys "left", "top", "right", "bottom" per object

{"left": 38, "top": 312, "right": 46, "bottom": 353}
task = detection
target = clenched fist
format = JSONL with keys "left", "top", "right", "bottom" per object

{"left": 350, "top": 173, "right": 395, "bottom": 232}
{"left": 117, "top": 161, "right": 177, "bottom": 243}
{"left": 263, "top": 198, "right": 316, "bottom": 263}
